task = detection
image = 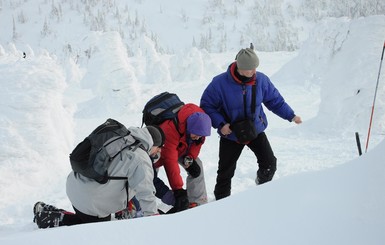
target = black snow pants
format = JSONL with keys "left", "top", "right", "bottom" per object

{"left": 214, "top": 132, "right": 277, "bottom": 200}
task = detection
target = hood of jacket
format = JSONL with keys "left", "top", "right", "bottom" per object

{"left": 127, "top": 126, "right": 154, "bottom": 153}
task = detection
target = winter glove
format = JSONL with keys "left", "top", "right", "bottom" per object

{"left": 115, "top": 209, "right": 130, "bottom": 220}
{"left": 114, "top": 198, "right": 143, "bottom": 220}
{"left": 182, "top": 156, "right": 201, "bottom": 178}
{"left": 167, "top": 189, "right": 189, "bottom": 214}
{"left": 161, "top": 190, "right": 175, "bottom": 206}
{"left": 185, "top": 160, "right": 201, "bottom": 178}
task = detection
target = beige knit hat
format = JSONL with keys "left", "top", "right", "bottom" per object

{"left": 235, "top": 48, "right": 259, "bottom": 70}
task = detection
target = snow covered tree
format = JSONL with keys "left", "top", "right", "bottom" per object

{"left": 41, "top": 18, "right": 48, "bottom": 37}
{"left": 192, "top": 37, "right": 197, "bottom": 48}
{"left": 17, "top": 10, "right": 27, "bottom": 24}
{"left": 12, "top": 16, "right": 18, "bottom": 40}
{"left": 180, "top": 9, "right": 189, "bottom": 23}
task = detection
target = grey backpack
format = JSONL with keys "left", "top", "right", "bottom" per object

{"left": 69, "top": 119, "right": 141, "bottom": 184}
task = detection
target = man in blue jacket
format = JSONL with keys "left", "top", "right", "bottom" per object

{"left": 200, "top": 45, "right": 302, "bottom": 200}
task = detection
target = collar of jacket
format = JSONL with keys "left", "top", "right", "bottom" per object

{"left": 229, "top": 62, "right": 256, "bottom": 85}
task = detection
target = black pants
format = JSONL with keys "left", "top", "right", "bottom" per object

{"left": 214, "top": 132, "right": 277, "bottom": 200}
{"left": 61, "top": 206, "right": 111, "bottom": 226}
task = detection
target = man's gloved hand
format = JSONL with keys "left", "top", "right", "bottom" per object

{"left": 167, "top": 189, "right": 189, "bottom": 213}
{"left": 183, "top": 156, "right": 201, "bottom": 178}
{"left": 114, "top": 198, "right": 143, "bottom": 219}
{"left": 115, "top": 209, "right": 130, "bottom": 220}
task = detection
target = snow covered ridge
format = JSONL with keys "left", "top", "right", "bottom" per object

{"left": 1, "top": 0, "right": 384, "bottom": 54}
{"left": 0, "top": 1, "right": 384, "bottom": 243}
{"left": 1, "top": 134, "right": 384, "bottom": 244}
{"left": 0, "top": 49, "right": 73, "bottom": 208}
{"left": 273, "top": 15, "right": 385, "bottom": 137}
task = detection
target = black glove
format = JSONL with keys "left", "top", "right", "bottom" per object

{"left": 167, "top": 189, "right": 189, "bottom": 213}
{"left": 115, "top": 209, "right": 129, "bottom": 220}
{"left": 185, "top": 160, "right": 201, "bottom": 178}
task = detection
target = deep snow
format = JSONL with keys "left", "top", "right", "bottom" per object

{"left": 0, "top": 1, "right": 385, "bottom": 244}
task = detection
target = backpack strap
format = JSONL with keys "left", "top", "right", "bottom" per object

{"left": 172, "top": 115, "right": 184, "bottom": 137}
{"left": 107, "top": 142, "right": 148, "bottom": 208}
{"left": 106, "top": 177, "right": 129, "bottom": 208}
{"left": 106, "top": 139, "right": 143, "bottom": 180}
{"left": 107, "top": 176, "right": 127, "bottom": 180}
{"left": 106, "top": 140, "right": 142, "bottom": 206}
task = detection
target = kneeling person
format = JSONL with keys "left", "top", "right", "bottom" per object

{"left": 33, "top": 125, "right": 164, "bottom": 228}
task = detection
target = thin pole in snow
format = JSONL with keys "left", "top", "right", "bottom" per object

{"left": 355, "top": 132, "right": 362, "bottom": 156}
{"left": 365, "top": 40, "right": 385, "bottom": 153}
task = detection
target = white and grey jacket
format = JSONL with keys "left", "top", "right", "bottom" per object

{"left": 66, "top": 127, "right": 157, "bottom": 218}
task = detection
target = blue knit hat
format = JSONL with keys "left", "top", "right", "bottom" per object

{"left": 186, "top": 112, "right": 212, "bottom": 136}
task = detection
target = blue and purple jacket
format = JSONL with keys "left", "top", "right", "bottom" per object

{"left": 200, "top": 62, "right": 295, "bottom": 142}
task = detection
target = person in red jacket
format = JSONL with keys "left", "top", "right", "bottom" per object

{"left": 154, "top": 103, "right": 212, "bottom": 213}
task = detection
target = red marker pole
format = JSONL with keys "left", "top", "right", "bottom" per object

{"left": 365, "top": 40, "right": 385, "bottom": 153}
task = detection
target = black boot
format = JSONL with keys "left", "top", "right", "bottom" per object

{"left": 34, "top": 210, "right": 64, "bottom": 228}
{"left": 256, "top": 168, "right": 275, "bottom": 185}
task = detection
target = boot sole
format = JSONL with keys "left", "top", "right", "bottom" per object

{"left": 33, "top": 201, "right": 45, "bottom": 215}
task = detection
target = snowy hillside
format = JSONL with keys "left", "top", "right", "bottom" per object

{"left": 0, "top": 0, "right": 385, "bottom": 244}
{"left": 2, "top": 140, "right": 385, "bottom": 245}
{"left": 1, "top": 0, "right": 384, "bottom": 54}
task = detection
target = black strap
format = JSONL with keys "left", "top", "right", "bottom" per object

{"left": 242, "top": 87, "right": 247, "bottom": 117}
{"left": 107, "top": 176, "right": 127, "bottom": 180}
{"left": 173, "top": 116, "right": 183, "bottom": 137}
{"left": 251, "top": 83, "right": 256, "bottom": 120}
{"left": 125, "top": 180, "right": 129, "bottom": 205}
{"left": 242, "top": 83, "right": 257, "bottom": 120}
{"left": 107, "top": 177, "right": 129, "bottom": 205}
